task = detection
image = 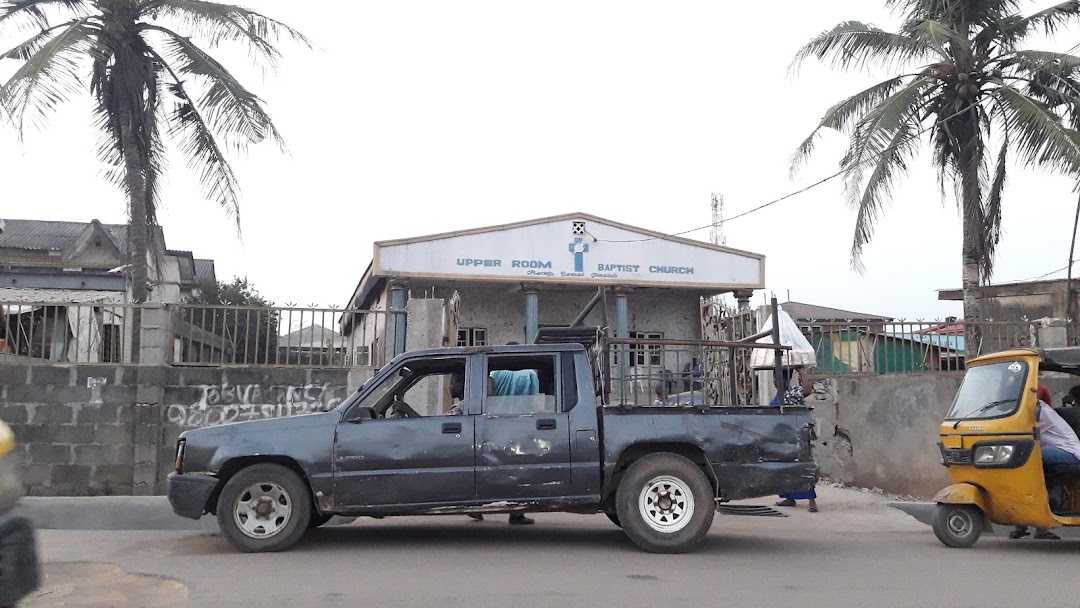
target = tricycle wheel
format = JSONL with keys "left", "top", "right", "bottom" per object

{"left": 932, "top": 503, "right": 983, "bottom": 548}
{"left": 216, "top": 463, "right": 311, "bottom": 553}
{"left": 615, "top": 453, "right": 714, "bottom": 553}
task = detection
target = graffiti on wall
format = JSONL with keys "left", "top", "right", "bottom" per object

{"left": 166, "top": 383, "right": 345, "bottom": 428}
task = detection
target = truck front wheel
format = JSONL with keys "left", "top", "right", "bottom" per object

{"left": 216, "top": 463, "right": 311, "bottom": 553}
{"left": 615, "top": 453, "right": 714, "bottom": 553}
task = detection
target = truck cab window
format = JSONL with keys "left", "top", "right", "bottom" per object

{"left": 485, "top": 355, "right": 558, "bottom": 414}
{"left": 357, "top": 357, "right": 468, "bottom": 419}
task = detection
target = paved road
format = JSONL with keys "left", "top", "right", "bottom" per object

{"left": 22, "top": 486, "right": 1080, "bottom": 608}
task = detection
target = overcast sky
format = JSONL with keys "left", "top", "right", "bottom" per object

{"left": 2, "top": 1, "right": 1078, "bottom": 321}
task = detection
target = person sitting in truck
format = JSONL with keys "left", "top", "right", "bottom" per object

{"left": 447, "top": 370, "right": 466, "bottom": 416}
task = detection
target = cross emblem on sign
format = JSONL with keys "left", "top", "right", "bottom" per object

{"left": 568, "top": 237, "right": 589, "bottom": 272}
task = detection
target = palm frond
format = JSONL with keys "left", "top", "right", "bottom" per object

{"left": 907, "top": 19, "right": 969, "bottom": 57}
{"left": 790, "top": 75, "right": 908, "bottom": 177}
{"left": 975, "top": 14, "right": 1026, "bottom": 54}
{"left": 158, "top": 70, "right": 243, "bottom": 233}
{"left": 848, "top": 118, "right": 922, "bottom": 269}
{"left": 0, "top": 18, "right": 94, "bottom": 138}
{"left": 1007, "top": 49, "right": 1080, "bottom": 75}
{"left": 841, "top": 77, "right": 936, "bottom": 191}
{"left": 1019, "top": 0, "right": 1080, "bottom": 36}
{"left": 0, "top": 0, "right": 87, "bottom": 35}
{"left": 790, "top": 21, "right": 940, "bottom": 75}
{"left": 1, "top": 19, "right": 79, "bottom": 60}
{"left": 888, "top": 0, "right": 1023, "bottom": 27}
{"left": 1018, "top": 68, "right": 1080, "bottom": 128}
{"left": 149, "top": 25, "right": 285, "bottom": 153}
{"left": 982, "top": 137, "right": 1008, "bottom": 279}
{"left": 145, "top": 0, "right": 313, "bottom": 70}
{"left": 991, "top": 85, "right": 1080, "bottom": 177}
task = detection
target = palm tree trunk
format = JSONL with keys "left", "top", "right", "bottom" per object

{"left": 958, "top": 142, "right": 983, "bottom": 362}
{"left": 119, "top": 104, "right": 150, "bottom": 363}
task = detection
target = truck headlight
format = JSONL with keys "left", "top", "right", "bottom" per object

{"left": 974, "top": 444, "right": 1015, "bottom": 465}
{"left": 174, "top": 439, "right": 186, "bottom": 473}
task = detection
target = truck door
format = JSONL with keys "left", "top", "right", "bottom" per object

{"left": 333, "top": 356, "right": 477, "bottom": 508}
{"left": 474, "top": 352, "right": 573, "bottom": 501}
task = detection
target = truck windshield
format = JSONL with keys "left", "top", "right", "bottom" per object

{"left": 945, "top": 360, "right": 1028, "bottom": 421}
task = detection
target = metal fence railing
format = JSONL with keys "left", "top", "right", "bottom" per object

{"left": 170, "top": 305, "right": 392, "bottom": 368}
{"left": 0, "top": 301, "right": 395, "bottom": 368}
{"left": 0, "top": 301, "right": 137, "bottom": 364}
{"left": 799, "top": 319, "right": 1035, "bottom": 375}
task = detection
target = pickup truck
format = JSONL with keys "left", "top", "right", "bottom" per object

{"left": 168, "top": 342, "right": 817, "bottom": 554}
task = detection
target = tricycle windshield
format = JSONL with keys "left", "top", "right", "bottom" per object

{"left": 945, "top": 360, "right": 1028, "bottom": 421}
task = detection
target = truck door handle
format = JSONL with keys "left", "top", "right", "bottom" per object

{"left": 536, "top": 419, "right": 557, "bottom": 430}
{"left": 442, "top": 422, "right": 462, "bottom": 434}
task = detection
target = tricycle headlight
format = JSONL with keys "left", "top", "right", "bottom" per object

{"left": 974, "top": 444, "right": 1015, "bottom": 465}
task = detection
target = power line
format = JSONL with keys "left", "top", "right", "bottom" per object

{"left": 999, "top": 258, "right": 1080, "bottom": 284}
{"left": 596, "top": 171, "right": 845, "bottom": 244}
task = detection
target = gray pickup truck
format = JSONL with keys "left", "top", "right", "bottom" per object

{"left": 168, "top": 342, "right": 817, "bottom": 554}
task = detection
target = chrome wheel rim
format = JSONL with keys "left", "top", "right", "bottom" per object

{"left": 638, "top": 475, "right": 695, "bottom": 533}
{"left": 234, "top": 481, "right": 293, "bottom": 539}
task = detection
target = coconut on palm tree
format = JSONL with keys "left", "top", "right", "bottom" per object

{"left": 0, "top": 0, "right": 308, "bottom": 357}
{"left": 792, "top": 0, "right": 1080, "bottom": 356}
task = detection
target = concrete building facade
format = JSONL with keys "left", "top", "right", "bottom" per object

{"left": 341, "top": 213, "right": 767, "bottom": 378}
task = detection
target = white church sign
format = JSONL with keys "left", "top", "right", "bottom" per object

{"left": 372, "top": 214, "right": 764, "bottom": 290}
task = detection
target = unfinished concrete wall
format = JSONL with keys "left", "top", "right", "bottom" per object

{"left": 809, "top": 374, "right": 960, "bottom": 498}
{"left": 809, "top": 371, "right": 1080, "bottom": 498}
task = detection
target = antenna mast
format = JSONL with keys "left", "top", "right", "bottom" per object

{"left": 709, "top": 193, "right": 728, "bottom": 309}
{"left": 710, "top": 193, "right": 726, "bottom": 247}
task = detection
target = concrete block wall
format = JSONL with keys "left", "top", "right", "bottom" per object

{"left": 1, "top": 365, "right": 140, "bottom": 496}
{"left": 0, "top": 362, "right": 376, "bottom": 497}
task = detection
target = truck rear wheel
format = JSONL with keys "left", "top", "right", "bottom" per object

{"left": 216, "top": 463, "right": 311, "bottom": 553}
{"left": 615, "top": 453, "right": 714, "bottom": 553}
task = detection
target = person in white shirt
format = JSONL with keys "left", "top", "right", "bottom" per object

{"left": 1010, "top": 385, "right": 1080, "bottom": 540}
{"left": 1036, "top": 399, "right": 1080, "bottom": 465}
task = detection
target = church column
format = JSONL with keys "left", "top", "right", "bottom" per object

{"left": 614, "top": 287, "right": 631, "bottom": 339}
{"left": 734, "top": 289, "right": 755, "bottom": 312}
{"left": 389, "top": 279, "right": 408, "bottom": 357}
{"left": 523, "top": 283, "right": 540, "bottom": 344}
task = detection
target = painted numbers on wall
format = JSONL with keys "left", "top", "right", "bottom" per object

{"left": 165, "top": 383, "right": 344, "bottom": 428}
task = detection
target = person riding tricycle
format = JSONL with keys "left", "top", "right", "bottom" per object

{"left": 933, "top": 348, "right": 1080, "bottom": 548}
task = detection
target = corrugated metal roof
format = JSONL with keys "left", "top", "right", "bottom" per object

{"left": 0, "top": 219, "right": 122, "bottom": 251}
{"left": 780, "top": 301, "right": 893, "bottom": 322}
{"left": 883, "top": 332, "right": 965, "bottom": 351}
{"left": 0, "top": 218, "right": 167, "bottom": 254}
{"left": 193, "top": 259, "right": 216, "bottom": 283}
{"left": 279, "top": 324, "right": 347, "bottom": 348}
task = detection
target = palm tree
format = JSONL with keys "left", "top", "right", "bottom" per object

{"left": 792, "top": 0, "right": 1080, "bottom": 357}
{"left": 0, "top": 0, "right": 308, "bottom": 357}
